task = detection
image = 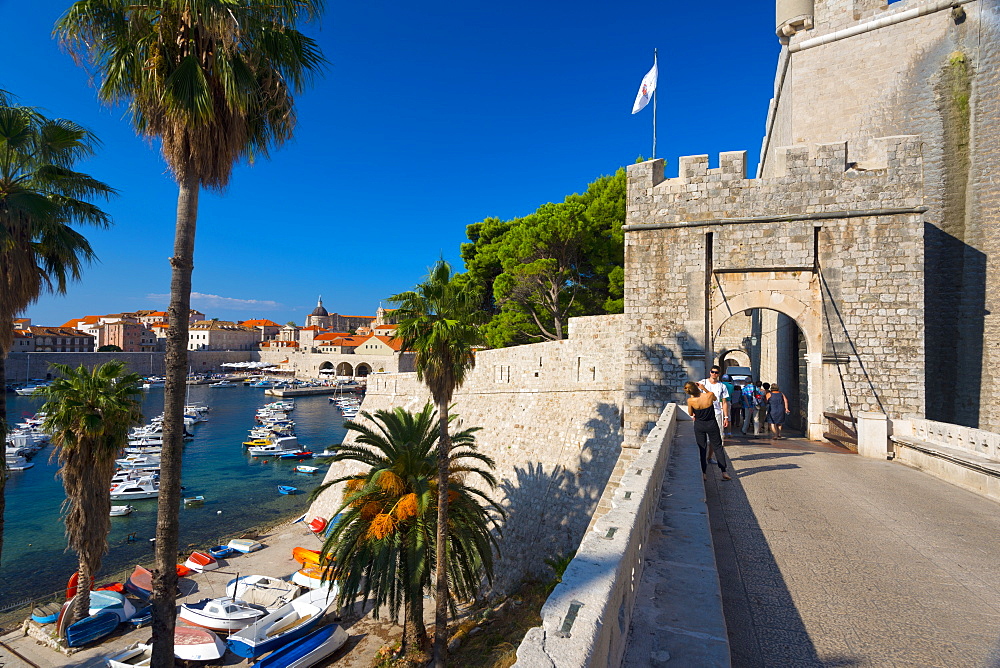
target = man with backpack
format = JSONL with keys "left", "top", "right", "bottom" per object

{"left": 741, "top": 379, "right": 763, "bottom": 436}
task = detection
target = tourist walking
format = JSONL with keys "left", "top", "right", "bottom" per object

{"left": 684, "top": 381, "right": 731, "bottom": 481}
{"left": 698, "top": 366, "right": 730, "bottom": 458}
{"left": 766, "top": 383, "right": 791, "bottom": 439}
{"left": 741, "top": 380, "right": 761, "bottom": 436}
{"left": 757, "top": 381, "right": 770, "bottom": 435}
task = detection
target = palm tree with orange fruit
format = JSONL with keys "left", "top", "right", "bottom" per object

{"left": 313, "top": 405, "right": 502, "bottom": 659}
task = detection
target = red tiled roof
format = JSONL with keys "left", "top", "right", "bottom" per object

{"left": 322, "top": 336, "right": 364, "bottom": 347}
{"left": 240, "top": 319, "right": 280, "bottom": 327}
{"left": 374, "top": 335, "right": 404, "bottom": 351}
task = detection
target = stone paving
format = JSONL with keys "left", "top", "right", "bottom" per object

{"left": 708, "top": 434, "right": 1000, "bottom": 668}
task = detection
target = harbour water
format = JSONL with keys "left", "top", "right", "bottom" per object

{"left": 1, "top": 384, "right": 349, "bottom": 608}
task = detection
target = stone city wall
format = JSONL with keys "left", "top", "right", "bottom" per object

{"left": 307, "top": 314, "right": 628, "bottom": 593}
{"left": 623, "top": 137, "right": 925, "bottom": 444}
{"left": 257, "top": 349, "right": 416, "bottom": 377}
{"left": 4, "top": 350, "right": 256, "bottom": 381}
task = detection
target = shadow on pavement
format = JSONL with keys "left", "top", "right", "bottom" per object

{"left": 705, "top": 454, "right": 860, "bottom": 667}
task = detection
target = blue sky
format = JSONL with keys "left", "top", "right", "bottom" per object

{"left": 2, "top": 1, "right": 779, "bottom": 327}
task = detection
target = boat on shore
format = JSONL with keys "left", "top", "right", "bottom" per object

{"left": 250, "top": 623, "right": 349, "bottom": 668}
{"left": 226, "top": 575, "right": 300, "bottom": 610}
{"left": 225, "top": 587, "right": 334, "bottom": 658}
{"left": 228, "top": 538, "right": 263, "bottom": 553}
{"left": 179, "top": 596, "right": 265, "bottom": 632}
{"left": 64, "top": 610, "right": 120, "bottom": 647}
{"left": 183, "top": 551, "right": 218, "bottom": 573}
{"left": 174, "top": 625, "right": 227, "bottom": 662}
{"left": 125, "top": 565, "right": 153, "bottom": 600}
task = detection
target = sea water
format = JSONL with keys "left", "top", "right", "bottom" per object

{"left": 1, "top": 384, "right": 349, "bottom": 608}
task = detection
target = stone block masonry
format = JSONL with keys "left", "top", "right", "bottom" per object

{"left": 623, "top": 137, "right": 925, "bottom": 444}
{"left": 307, "top": 314, "right": 630, "bottom": 593}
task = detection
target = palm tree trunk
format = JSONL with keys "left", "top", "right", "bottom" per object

{"left": 72, "top": 561, "right": 93, "bottom": 626}
{"left": 0, "top": 352, "right": 7, "bottom": 567}
{"left": 432, "top": 399, "right": 451, "bottom": 666}
{"left": 404, "top": 550, "right": 429, "bottom": 656}
{"left": 151, "top": 173, "right": 199, "bottom": 667}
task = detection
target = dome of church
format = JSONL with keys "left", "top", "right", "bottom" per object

{"left": 310, "top": 297, "right": 328, "bottom": 317}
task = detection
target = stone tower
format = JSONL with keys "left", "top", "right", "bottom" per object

{"left": 761, "top": 0, "right": 999, "bottom": 430}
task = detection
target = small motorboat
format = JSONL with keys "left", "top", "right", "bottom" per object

{"left": 106, "top": 641, "right": 152, "bottom": 668}
{"left": 125, "top": 565, "right": 153, "bottom": 600}
{"left": 278, "top": 485, "right": 299, "bottom": 495}
{"left": 89, "top": 590, "right": 136, "bottom": 622}
{"left": 110, "top": 504, "right": 135, "bottom": 517}
{"left": 225, "top": 587, "right": 335, "bottom": 658}
{"left": 179, "top": 596, "right": 266, "bottom": 632}
{"left": 293, "top": 465, "right": 320, "bottom": 474}
{"left": 228, "top": 538, "right": 263, "bottom": 554}
{"left": 209, "top": 380, "right": 236, "bottom": 387}
{"left": 279, "top": 450, "right": 313, "bottom": 459}
{"left": 226, "top": 575, "right": 301, "bottom": 610}
{"left": 183, "top": 495, "right": 205, "bottom": 506}
{"left": 251, "top": 623, "right": 350, "bottom": 668}
{"left": 184, "top": 551, "right": 219, "bottom": 573}
{"left": 174, "top": 626, "right": 227, "bottom": 662}
{"left": 65, "top": 610, "right": 120, "bottom": 647}
{"left": 209, "top": 544, "right": 236, "bottom": 559}
{"left": 110, "top": 476, "right": 160, "bottom": 500}
{"left": 31, "top": 602, "right": 61, "bottom": 624}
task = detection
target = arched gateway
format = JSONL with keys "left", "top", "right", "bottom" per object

{"left": 621, "top": 138, "right": 926, "bottom": 445}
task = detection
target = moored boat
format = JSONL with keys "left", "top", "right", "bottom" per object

{"left": 250, "top": 623, "right": 350, "bottom": 668}
{"left": 209, "top": 544, "right": 236, "bottom": 559}
{"left": 228, "top": 538, "right": 264, "bottom": 553}
{"left": 31, "top": 602, "right": 61, "bottom": 624}
{"left": 293, "top": 465, "right": 319, "bottom": 474}
{"left": 174, "top": 625, "right": 227, "bottom": 662}
{"left": 183, "top": 495, "right": 205, "bottom": 506}
{"left": 125, "top": 565, "right": 153, "bottom": 600}
{"left": 183, "top": 551, "right": 219, "bottom": 573}
{"left": 110, "top": 477, "right": 159, "bottom": 500}
{"left": 89, "top": 589, "right": 136, "bottom": 622}
{"left": 278, "top": 485, "right": 298, "bottom": 495}
{"left": 179, "top": 596, "right": 266, "bottom": 632}
{"left": 225, "top": 588, "right": 335, "bottom": 658}
{"left": 226, "top": 575, "right": 300, "bottom": 610}
{"left": 65, "top": 610, "right": 119, "bottom": 647}
{"left": 106, "top": 641, "right": 152, "bottom": 668}
{"left": 110, "top": 505, "right": 135, "bottom": 517}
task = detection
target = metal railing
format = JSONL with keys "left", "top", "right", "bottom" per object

{"left": 824, "top": 411, "right": 858, "bottom": 450}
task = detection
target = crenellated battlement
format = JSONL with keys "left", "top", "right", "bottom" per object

{"left": 626, "top": 135, "right": 923, "bottom": 226}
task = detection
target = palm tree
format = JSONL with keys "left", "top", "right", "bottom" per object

{"left": 313, "top": 405, "right": 502, "bottom": 659}
{"left": 389, "top": 261, "right": 485, "bottom": 665}
{"left": 56, "top": 4, "right": 326, "bottom": 660}
{"left": 0, "top": 98, "right": 115, "bottom": 568}
{"left": 38, "top": 361, "right": 143, "bottom": 625}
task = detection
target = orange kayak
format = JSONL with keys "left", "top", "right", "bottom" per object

{"left": 291, "top": 546, "right": 325, "bottom": 566}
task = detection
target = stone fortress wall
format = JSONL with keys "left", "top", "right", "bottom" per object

{"left": 307, "top": 315, "right": 630, "bottom": 593}
{"left": 623, "top": 137, "right": 925, "bottom": 443}
{"left": 765, "top": 0, "right": 1000, "bottom": 430}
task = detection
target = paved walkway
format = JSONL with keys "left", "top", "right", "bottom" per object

{"left": 708, "top": 434, "right": 1000, "bottom": 667}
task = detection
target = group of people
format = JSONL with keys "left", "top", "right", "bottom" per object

{"left": 683, "top": 365, "right": 792, "bottom": 481}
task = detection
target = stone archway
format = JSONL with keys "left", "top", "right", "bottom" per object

{"left": 709, "top": 271, "right": 824, "bottom": 440}
{"left": 336, "top": 361, "right": 354, "bottom": 376}
{"left": 355, "top": 363, "right": 371, "bottom": 377}
{"left": 718, "top": 349, "right": 751, "bottom": 370}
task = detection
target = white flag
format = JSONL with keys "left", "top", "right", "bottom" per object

{"left": 631, "top": 60, "right": 658, "bottom": 114}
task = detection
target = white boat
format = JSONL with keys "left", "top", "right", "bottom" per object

{"left": 210, "top": 380, "right": 236, "bottom": 387}
{"left": 115, "top": 454, "right": 161, "bottom": 469}
{"left": 179, "top": 596, "right": 265, "bottom": 632}
{"left": 5, "top": 455, "right": 34, "bottom": 471}
{"left": 106, "top": 641, "right": 152, "bottom": 667}
{"left": 252, "top": 624, "right": 350, "bottom": 668}
{"left": 110, "top": 477, "right": 160, "bottom": 500}
{"left": 247, "top": 436, "right": 300, "bottom": 457}
{"left": 89, "top": 590, "right": 136, "bottom": 622}
{"left": 291, "top": 565, "right": 339, "bottom": 593}
{"left": 110, "top": 505, "right": 135, "bottom": 517}
{"left": 173, "top": 626, "right": 226, "bottom": 662}
{"left": 225, "top": 588, "right": 334, "bottom": 658}
{"left": 15, "top": 384, "right": 47, "bottom": 395}
{"left": 226, "top": 575, "right": 300, "bottom": 610}
{"left": 227, "top": 538, "right": 263, "bottom": 553}
{"left": 111, "top": 468, "right": 158, "bottom": 485}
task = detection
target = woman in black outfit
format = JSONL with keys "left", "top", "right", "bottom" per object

{"left": 685, "top": 381, "right": 732, "bottom": 481}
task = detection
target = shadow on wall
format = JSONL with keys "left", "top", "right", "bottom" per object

{"left": 494, "top": 401, "right": 622, "bottom": 592}
{"left": 924, "top": 223, "right": 985, "bottom": 427}
{"left": 627, "top": 341, "right": 695, "bottom": 439}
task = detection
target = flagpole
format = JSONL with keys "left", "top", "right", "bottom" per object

{"left": 652, "top": 48, "right": 657, "bottom": 160}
